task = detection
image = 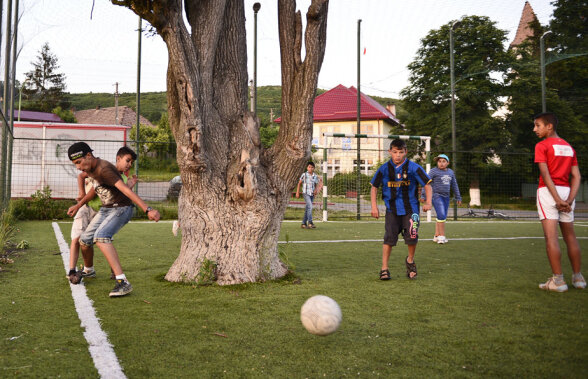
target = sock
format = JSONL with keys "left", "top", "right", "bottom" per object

{"left": 115, "top": 274, "right": 127, "bottom": 281}
{"left": 572, "top": 272, "right": 584, "bottom": 280}
{"left": 553, "top": 274, "right": 565, "bottom": 284}
{"left": 84, "top": 266, "right": 94, "bottom": 273}
{"left": 69, "top": 268, "right": 76, "bottom": 275}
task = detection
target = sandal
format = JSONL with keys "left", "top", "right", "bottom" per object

{"left": 405, "top": 257, "right": 417, "bottom": 279}
{"left": 379, "top": 269, "right": 391, "bottom": 281}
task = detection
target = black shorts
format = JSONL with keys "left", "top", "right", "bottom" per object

{"left": 384, "top": 211, "right": 420, "bottom": 246}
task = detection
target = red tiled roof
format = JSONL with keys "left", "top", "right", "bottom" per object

{"left": 13, "top": 110, "right": 63, "bottom": 123}
{"left": 510, "top": 1, "right": 538, "bottom": 48}
{"left": 275, "top": 84, "right": 399, "bottom": 124}
{"left": 74, "top": 106, "right": 154, "bottom": 127}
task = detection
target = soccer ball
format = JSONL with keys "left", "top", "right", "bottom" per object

{"left": 300, "top": 295, "right": 342, "bottom": 336}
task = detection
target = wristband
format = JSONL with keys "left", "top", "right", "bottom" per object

{"left": 145, "top": 206, "right": 153, "bottom": 214}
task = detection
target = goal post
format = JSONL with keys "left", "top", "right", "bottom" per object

{"left": 320, "top": 133, "right": 432, "bottom": 222}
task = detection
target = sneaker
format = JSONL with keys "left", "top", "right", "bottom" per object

{"left": 437, "top": 236, "right": 446, "bottom": 244}
{"left": 109, "top": 279, "right": 133, "bottom": 297}
{"left": 572, "top": 274, "right": 586, "bottom": 289}
{"left": 433, "top": 235, "right": 439, "bottom": 242}
{"left": 81, "top": 269, "right": 96, "bottom": 279}
{"left": 308, "top": 223, "right": 316, "bottom": 229}
{"left": 301, "top": 224, "right": 307, "bottom": 229}
{"left": 172, "top": 220, "right": 179, "bottom": 236}
{"left": 538, "top": 277, "right": 568, "bottom": 292}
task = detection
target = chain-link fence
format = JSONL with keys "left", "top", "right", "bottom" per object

{"left": 1, "top": 134, "right": 586, "bottom": 221}
{"left": 309, "top": 145, "right": 587, "bottom": 220}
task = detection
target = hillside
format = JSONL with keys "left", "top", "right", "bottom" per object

{"left": 65, "top": 86, "right": 403, "bottom": 125}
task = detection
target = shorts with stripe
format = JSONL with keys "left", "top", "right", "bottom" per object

{"left": 536, "top": 186, "right": 574, "bottom": 222}
{"left": 384, "top": 211, "right": 420, "bottom": 246}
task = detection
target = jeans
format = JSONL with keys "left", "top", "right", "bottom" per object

{"left": 432, "top": 194, "right": 450, "bottom": 221}
{"left": 80, "top": 206, "right": 134, "bottom": 246}
{"left": 302, "top": 193, "right": 314, "bottom": 225}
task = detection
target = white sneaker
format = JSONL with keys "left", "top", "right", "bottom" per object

{"left": 433, "top": 235, "right": 439, "bottom": 243}
{"left": 539, "top": 277, "right": 568, "bottom": 292}
{"left": 172, "top": 220, "right": 179, "bottom": 236}
{"left": 572, "top": 274, "right": 586, "bottom": 289}
{"left": 437, "top": 236, "right": 446, "bottom": 244}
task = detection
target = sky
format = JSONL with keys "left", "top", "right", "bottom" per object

{"left": 8, "top": 0, "right": 556, "bottom": 100}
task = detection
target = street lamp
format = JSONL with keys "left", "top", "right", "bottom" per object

{"left": 540, "top": 31, "right": 552, "bottom": 113}
{"left": 449, "top": 20, "right": 461, "bottom": 220}
{"left": 252, "top": 2, "right": 261, "bottom": 115}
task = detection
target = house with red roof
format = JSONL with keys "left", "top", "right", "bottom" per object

{"left": 278, "top": 84, "right": 401, "bottom": 176}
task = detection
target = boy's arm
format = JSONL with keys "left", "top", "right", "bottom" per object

{"left": 370, "top": 184, "right": 379, "bottom": 219}
{"left": 451, "top": 173, "right": 462, "bottom": 205}
{"left": 538, "top": 162, "right": 569, "bottom": 212}
{"left": 126, "top": 174, "right": 138, "bottom": 189}
{"left": 295, "top": 180, "right": 302, "bottom": 198}
{"left": 114, "top": 180, "right": 160, "bottom": 221}
{"left": 67, "top": 187, "right": 97, "bottom": 217}
{"left": 314, "top": 177, "right": 323, "bottom": 195}
{"left": 567, "top": 165, "right": 581, "bottom": 205}
{"left": 422, "top": 183, "right": 432, "bottom": 212}
{"left": 76, "top": 172, "right": 88, "bottom": 201}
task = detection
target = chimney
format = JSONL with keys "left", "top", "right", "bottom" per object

{"left": 386, "top": 103, "right": 396, "bottom": 116}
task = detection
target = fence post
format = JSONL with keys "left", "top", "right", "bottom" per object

{"left": 322, "top": 147, "right": 328, "bottom": 221}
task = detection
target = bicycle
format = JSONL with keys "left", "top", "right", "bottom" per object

{"left": 460, "top": 206, "right": 513, "bottom": 220}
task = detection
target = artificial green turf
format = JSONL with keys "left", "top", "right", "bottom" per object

{"left": 1, "top": 220, "right": 587, "bottom": 377}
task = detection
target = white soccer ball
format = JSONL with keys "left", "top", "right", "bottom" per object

{"left": 300, "top": 295, "right": 342, "bottom": 336}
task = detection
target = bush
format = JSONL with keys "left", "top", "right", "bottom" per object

{"left": 11, "top": 187, "right": 72, "bottom": 220}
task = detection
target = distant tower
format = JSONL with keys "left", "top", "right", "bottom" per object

{"left": 510, "top": 1, "right": 539, "bottom": 49}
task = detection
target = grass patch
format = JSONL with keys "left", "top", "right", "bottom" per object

{"left": 0, "top": 220, "right": 586, "bottom": 377}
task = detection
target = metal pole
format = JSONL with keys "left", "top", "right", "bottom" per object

{"left": 253, "top": 3, "right": 260, "bottom": 115}
{"left": 450, "top": 21, "right": 460, "bottom": 221}
{"left": 7, "top": 0, "right": 19, "bottom": 201}
{"left": 540, "top": 31, "right": 552, "bottom": 113}
{"left": 356, "top": 19, "right": 362, "bottom": 221}
{"left": 135, "top": 17, "right": 142, "bottom": 193}
{"left": 322, "top": 147, "right": 327, "bottom": 222}
{"left": 0, "top": 0, "right": 13, "bottom": 208}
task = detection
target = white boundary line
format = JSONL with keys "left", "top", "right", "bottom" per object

{"left": 278, "top": 236, "right": 588, "bottom": 244}
{"left": 52, "top": 222, "right": 127, "bottom": 379}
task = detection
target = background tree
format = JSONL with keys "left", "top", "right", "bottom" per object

{"left": 505, "top": 0, "right": 587, "bottom": 176}
{"left": 400, "top": 16, "right": 512, "bottom": 197}
{"left": 111, "top": 0, "right": 329, "bottom": 284}
{"left": 22, "top": 43, "right": 68, "bottom": 112}
{"left": 545, "top": 0, "right": 588, "bottom": 175}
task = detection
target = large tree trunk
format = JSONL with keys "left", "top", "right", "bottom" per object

{"left": 112, "top": 0, "right": 328, "bottom": 284}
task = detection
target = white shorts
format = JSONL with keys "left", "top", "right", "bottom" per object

{"left": 536, "top": 186, "right": 575, "bottom": 222}
{"left": 71, "top": 205, "right": 98, "bottom": 240}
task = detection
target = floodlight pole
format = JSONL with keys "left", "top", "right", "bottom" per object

{"left": 0, "top": 0, "right": 13, "bottom": 209}
{"left": 540, "top": 31, "right": 552, "bottom": 113}
{"left": 252, "top": 3, "right": 260, "bottom": 115}
{"left": 135, "top": 16, "right": 142, "bottom": 194}
{"left": 356, "top": 19, "right": 361, "bottom": 220}
{"left": 449, "top": 20, "right": 460, "bottom": 220}
{"left": 7, "top": 0, "right": 19, "bottom": 201}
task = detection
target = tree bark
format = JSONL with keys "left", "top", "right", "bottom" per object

{"left": 112, "top": 0, "right": 329, "bottom": 284}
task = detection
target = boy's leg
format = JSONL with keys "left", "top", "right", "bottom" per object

{"left": 560, "top": 221, "right": 581, "bottom": 273}
{"left": 69, "top": 238, "right": 81, "bottom": 271}
{"left": 80, "top": 244, "right": 95, "bottom": 269}
{"left": 96, "top": 242, "right": 124, "bottom": 275}
{"left": 308, "top": 195, "right": 314, "bottom": 224}
{"left": 381, "top": 244, "right": 392, "bottom": 270}
{"left": 93, "top": 206, "right": 133, "bottom": 275}
{"left": 541, "top": 219, "right": 562, "bottom": 275}
{"left": 407, "top": 244, "right": 416, "bottom": 264}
